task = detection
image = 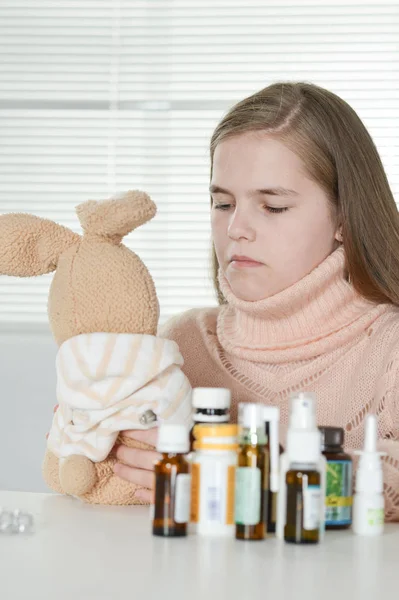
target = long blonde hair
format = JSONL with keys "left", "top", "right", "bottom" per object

{"left": 210, "top": 81, "right": 399, "bottom": 306}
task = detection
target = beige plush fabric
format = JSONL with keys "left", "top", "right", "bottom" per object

{"left": 0, "top": 191, "right": 192, "bottom": 504}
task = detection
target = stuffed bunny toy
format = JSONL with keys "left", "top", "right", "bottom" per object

{"left": 0, "top": 191, "right": 192, "bottom": 504}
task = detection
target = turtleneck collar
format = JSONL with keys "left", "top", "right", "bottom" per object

{"left": 216, "top": 246, "right": 388, "bottom": 363}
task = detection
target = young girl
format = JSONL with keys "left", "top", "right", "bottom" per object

{"left": 113, "top": 81, "right": 399, "bottom": 520}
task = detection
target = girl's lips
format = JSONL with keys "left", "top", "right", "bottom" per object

{"left": 230, "top": 258, "right": 263, "bottom": 268}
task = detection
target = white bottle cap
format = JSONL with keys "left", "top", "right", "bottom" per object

{"left": 192, "top": 387, "right": 231, "bottom": 410}
{"left": 289, "top": 392, "right": 317, "bottom": 430}
{"left": 286, "top": 392, "right": 320, "bottom": 465}
{"left": 238, "top": 402, "right": 264, "bottom": 431}
{"left": 156, "top": 424, "right": 190, "bottom": 454}
{"left": 355, "top": 414, "right": 386, "bottom": 494}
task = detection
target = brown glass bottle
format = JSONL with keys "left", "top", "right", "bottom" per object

{"left": 235, "top": 403, "right": 270, "bottom": 541}
{"left": 319, "top": 426, "right": 353, "bottom": 530}
{"left": 284, "top": 467, "right": 321, "bottom": 544}
{"left": 152, "top": 424, "right": 191, "bottom": 538}
{"left": 235, "top": 435, "right": 269, "bottom": 540}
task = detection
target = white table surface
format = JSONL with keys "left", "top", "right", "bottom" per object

{"left": 0, "top": 491, "right": 398, "bottom": 600}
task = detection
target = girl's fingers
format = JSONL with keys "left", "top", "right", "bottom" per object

{"left": 113, "top": 462, "right": 155, "bottom": 490}
{"left": 115, "top": 445, "right": 161, "bottom": 471}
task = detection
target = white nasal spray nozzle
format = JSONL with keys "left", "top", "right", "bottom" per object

{"left": 353, "top": 414, "right": 386, "bottom": 536}
{"left": 355, "top": 414, "right": 385, "bottom": 492}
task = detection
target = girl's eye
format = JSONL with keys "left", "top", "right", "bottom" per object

{"left": 264, "top": 206, "right": 289, "bottom": 214}
{"left": 213, "top": 203, "right": 232, "bottom": 211}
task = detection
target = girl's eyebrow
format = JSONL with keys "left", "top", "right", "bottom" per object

{"left": 209, "top": 184, "right": 299, "bottom": 197}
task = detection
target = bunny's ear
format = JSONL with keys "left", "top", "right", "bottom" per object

{"left": 0, "top": 213, "right": 80, "bottom": 277}
{"left": 76, "top": 190, "right": 157, "bottom": 244}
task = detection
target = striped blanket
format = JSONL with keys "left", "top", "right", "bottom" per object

{"left": 47, "top": 332, "right": 192, "bottom": 462}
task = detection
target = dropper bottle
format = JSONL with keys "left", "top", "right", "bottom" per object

{"left": 235, "top": 403, "right": 269, "bottom": 541}
{"left": 353, "top": 414, "right": 386, "bottom": 536}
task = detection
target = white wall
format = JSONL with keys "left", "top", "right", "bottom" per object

{"left": 0, "top": 330, "right": 57, "bottom": 492}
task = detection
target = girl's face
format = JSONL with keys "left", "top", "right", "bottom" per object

{"left": 211, "top": 132, "right": 341, "bottom": 302}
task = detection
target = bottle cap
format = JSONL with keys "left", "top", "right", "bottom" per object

{"left": 289, "top": 392, "right": 317, "bottom": 430}
{"left": 193, "top": 423, "right": 238, "bottom": 439}
{"left": 238, "top": 402, "right": 264, "bottom": 431}
{"left": 354, "top": 414, "right": 386, "bottom": 494}
{"left": 192, "top": 387, "right": 231, "bottom": 410}
{"left": 319, "top": 426, "right": 344, "bottom": 450}
{"left": 156, "top": 424, "right": 190, "bottom": 454}
{"left": 193, "top": 423, "right": 238, "bottom": 451}
{"left": 286, "top": 392, "right": 320, "bottom": 465}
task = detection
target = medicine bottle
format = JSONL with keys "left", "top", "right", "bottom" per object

{"left": 285, "top": 466, "right": 321, "bottom": 544}
{"left": 282, "top": 392, "right": 323, "bottom": 544}
{"left": 319, "top": 426, "right": 352, "bottom": 529}
{"left": 235, "top": 403, "right": 269, "bottom": 541}
{"left": 189, "top": 387, "right": 231, "bottom": 449}
{"left": 152, "top": 424, "right": 191, "bottom": 537}
{"left": 190, "top": 423, "right": 238, "bottom": 536}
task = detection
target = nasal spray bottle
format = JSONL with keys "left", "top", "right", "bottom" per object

{"left": 263, "top": 406, "right": 280, "bottom": 534}
{"left": 353, "top": 414, "right": 386, "bottom": 536}
{"left": 276, "top": 392, "right": 326, "bottom": 543}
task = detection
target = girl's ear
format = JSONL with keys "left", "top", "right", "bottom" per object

{"left": 335, "top": 226, "right": 343, "bottom": 243}
{"left": 0, "top": 213, "right": 80, "bottom": 277}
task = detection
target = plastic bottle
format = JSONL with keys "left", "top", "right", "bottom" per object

{"left": 152, "top": 424, "right": 191, "bottom": 537}
{"left": 276, "top": 391, "right": 326, "bottom": 543}
{"left": 353, "top": 414, "right": 386, "bottom": 536}
{"left": 190, "top": 423, "right": 238, "bottom": 536}
{"left": 189, "top": 388, "right": 231, "bottom": 450}
{"left": 319, "top": 426, "right": 353, "bottom": 529}
{"left": 263, "top": 406, "right": 281, "bottom": 534}
{"left": 235, "top": 403, "right": 269, "bottom": 541}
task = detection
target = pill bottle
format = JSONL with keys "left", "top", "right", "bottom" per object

{"left": 190, "top": 423, "right": 238, "bottom": 536}
{"left": 319, "top": 426, "right": 353, "bottom": 530}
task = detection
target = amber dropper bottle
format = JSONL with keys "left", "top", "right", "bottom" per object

{"left": 235, "top": 403, "right": 269, "bottom": 541}
{"left": 152, "top": 424, "right": 191, "bottom": 537}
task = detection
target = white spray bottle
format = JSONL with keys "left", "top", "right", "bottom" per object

{"left": 276, "top": 391, "right": 326, "bottom": 540}
{"left": 353, "top": 414, "right": 386, "bottom": 536}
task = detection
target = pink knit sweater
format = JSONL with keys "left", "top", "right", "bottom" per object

{"left": 160, "top": 247, "right": 399, "bottom": 521}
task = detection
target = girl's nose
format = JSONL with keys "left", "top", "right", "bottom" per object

{"left": 227, "top": 209, "right": 256, "bottom": 242}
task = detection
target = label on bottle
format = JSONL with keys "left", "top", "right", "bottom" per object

{"left": 367, "top": 507, "right": 384, "bottom": 527}
{"left": 303, "top": 485, "right": 321, "bottom": 531}
{"left": 191, "top": 459, "right": 236, "bottom": 528}
{"left": 226, "top": 465, "right": 236, "bottom": 525}
{"left": 235, "top": 467, "right": 261, "bottom": 525}
{"left": 325, "top": 460, "right": 353, "bottom": 525}
{"left": 190, "top": 464, "right": 200, "bottom": 523}
{"left": 174, "top": 473, "right": 191, "bottom": 523}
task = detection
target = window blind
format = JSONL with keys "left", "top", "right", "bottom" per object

{"left": 0, "top": 0, "right": 398, "bottom": 327}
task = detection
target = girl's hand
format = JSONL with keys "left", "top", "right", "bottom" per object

{"left": 113, "top": 428, "right": 160, "bottom": 503}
